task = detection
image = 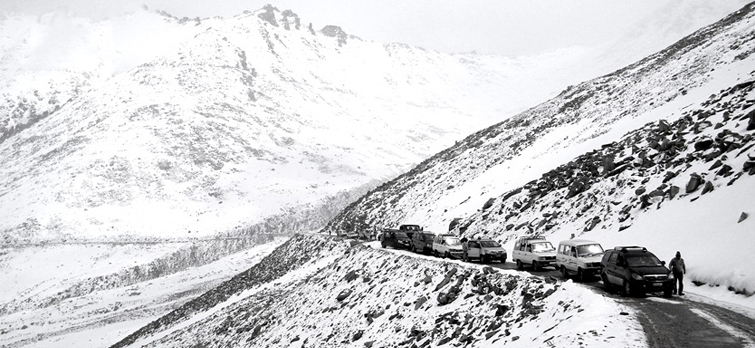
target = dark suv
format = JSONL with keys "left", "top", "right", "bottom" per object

{"left": 410, "top": 232, "right": 435, "bottom": 254}
{"left": 601, "top": 246, "right": 673, "bottom": 297}
{"left": 380, "top": 229, "right": 412, "bottom": 250}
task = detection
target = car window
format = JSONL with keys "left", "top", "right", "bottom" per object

{"left": 423, "top": 234, "right": 434, "bottom": 241}
{"left": 395, "top": 232, "right": 408, "bottom": 238}
{"left": 608, "top": 252, "right": 618, "bottom": 264}
{"left": 531, "top": 242, "right": 555, "bottom": 252}
{"left": 469, "top": 241, "right": 480, "bottom": 248}
{"left": 576, "top": 244, "right": 604, "bottom": 257}
{"left": 480, "top": 241, "right": 501, "bottom": 247}
{"left": 444, "top": 237, "right": 460, "bottom": 245}
{"left": 626, "top": 254, "right": 663, "bottom": 267}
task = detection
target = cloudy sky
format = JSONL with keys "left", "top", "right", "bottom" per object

{"left": 1, "top": 0, "right": 750, "bottom": 56}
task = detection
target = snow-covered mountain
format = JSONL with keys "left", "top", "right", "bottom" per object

{"left": 323, "top": 3, "right": 755, "bottom": 295}
{"left": 0, "top": 5, "right": 617, "bottom": 243}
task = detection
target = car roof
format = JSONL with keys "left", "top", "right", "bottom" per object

{"left": 559, "top": 239, "right": 600, "bottom": 246}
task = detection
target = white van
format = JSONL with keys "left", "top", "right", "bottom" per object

{"left": 512, "top": 236, "right": 557, "bottom": 271}
{"left": 432, "top": 234, "right": 464, "bottom": 259}
{"left": 556, "top": 239, "right": 604, "bottom": 281}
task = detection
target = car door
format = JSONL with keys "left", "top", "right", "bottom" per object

{"left": 468, "top": 241, "right": 481, "bottom": 259}
{"left": 605, "top": 251, "right": 622, "bottom": 285}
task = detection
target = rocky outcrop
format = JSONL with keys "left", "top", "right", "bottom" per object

{"left": 321, "top": 25, "right": 348, "bottom": 46}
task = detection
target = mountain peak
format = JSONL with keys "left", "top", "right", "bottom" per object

{"left": 320, "top": 25, "right": 348, "bottom": 45}
{"left": 255, "top": 4, "right": 300, "bottom": 30}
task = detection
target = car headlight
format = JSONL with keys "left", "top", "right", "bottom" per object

{"left": 631, "top": 273, "right": 643, "bottom": 281}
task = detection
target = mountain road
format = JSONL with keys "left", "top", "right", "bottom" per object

{"left": 362, "top": 240, "right": 755, "bottom": 348}
{"left": 484, "top": 261, "right": 755, "bottom": 348}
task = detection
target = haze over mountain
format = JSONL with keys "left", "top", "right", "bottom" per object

{"left": 0, "top": 4, "right": 685, "bottom": 243}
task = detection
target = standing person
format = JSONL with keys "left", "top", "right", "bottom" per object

{"left": 669, "top": 251, "right": 686, "bottom": 295}
{"left": 461, "top": 237, "right": 469, "bottom": 262}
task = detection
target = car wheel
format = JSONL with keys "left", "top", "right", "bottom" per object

{"left": 500, "top": 256, "right": 506, "bottom": 264}
{"left": 381, "top": 242, "right": 386, "bottom": 248}
{"left": 663, "top": 285, "right": 673, "bottom": 298}
{"left": 444, "top": 251, "right": 450, "bottom": 259}
{"left": 481, "top": 255, "right": 488, "bottom": 263}
{"left": 577, "top": 268, "right": 585, "bottom": 282}
{"left": 532, "top": 261, "right": 541, "bottom": 272}
{"left": 601, "top": 273, "right": 612, "bottom": 293}
{"left": 516, "top": 260, "right": 523, "bottom": 270}
{"left": 560, "top": 266, "right": 569, "bottom": 279}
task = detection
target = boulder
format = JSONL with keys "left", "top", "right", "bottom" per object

{"left": 701, "top": 181, "right": 715, "bottom": 195}
{"left": 738, "top": 212, "right": 749, "bottom": 223}
{"left": 584, "top": 216, "right": 601, "bottom": 232}
{"left": 694, "top": 139, "right": 714, "bottom": 151}
{"left": 414, "top": 296, "right": 428, "bottom": 310}
{"left": 716, "top": 164, "right": 733, "bottom": 177}
{"left": 668, "top": 185, "right": 681, "bottom": 199}
{"left": 685, "top": 173, "right": 703, "bottom": 193}
{"left": 336, "top": 288, "right": 352, "bottom": 301}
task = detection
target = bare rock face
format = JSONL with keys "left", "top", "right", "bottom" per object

{"left": 257, "top": 4, "right": 279, "bottom": 27}
{"left": 321, "top": 25, "right": 348, "bottom": 46}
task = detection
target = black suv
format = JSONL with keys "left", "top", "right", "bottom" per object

{"left": 410, "top": 232, "right": 435, "bottom": 254}
{"left": 601, "top": 246, "right": 673, "bottom": 297}
{"left": 380, "top": 229, "right": 412, "bottom": 250}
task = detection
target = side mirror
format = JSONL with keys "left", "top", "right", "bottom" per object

{"left": 661, "top": 260, "right": 666, "bottom": 266}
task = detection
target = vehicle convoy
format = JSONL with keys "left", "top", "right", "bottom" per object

{"left": 432, "top": 234, "right": 464, "bottom": 259}
{"left": 556, "top": 239, "right": 604, "bottom": 281}
{"left": 512, "top": 236, "right": 557, "bottom": 271}
{"left": 411, "top": 231, "right": 435, "bottom": 254}
{"left": 380, "top": 229, "right": 412, "bottom": 250}
{"left": 601, "top": 246, "right": 674, "bottom": 298}
{"left": 468, "top": 239, "right": 507, "bottom": 263}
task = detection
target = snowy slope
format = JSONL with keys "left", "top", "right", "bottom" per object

{"left": 111, "top": 234, "right": 644, "bottom": 348}
{"left": 0, "top": 6, "right": 609, "bottom": 243}
{"left": 323, "top": 3, "right": 755, "bottom": 298}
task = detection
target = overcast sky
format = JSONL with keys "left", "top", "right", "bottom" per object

{"left": 1, "top": 0, "right": 750, "bottom": 56}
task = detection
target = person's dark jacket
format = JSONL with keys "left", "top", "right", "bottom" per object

{"left": 669, "top": 257, "right": 686, "bottom": 274}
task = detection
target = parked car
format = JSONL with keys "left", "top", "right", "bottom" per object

{"left": 601, "top": 246, "right": 674, "bottom": 297}
{"left": 400, "top": 224, "right": 423, "bottom": 232}
{"left": 411, "top": 232, "right": 435, "bottom": 254}
{"left": 512, "top": 236, "right": 557, "bottom": 271}
{"left": 556, "top": 239, "right": 604, "bottom": 281}
{"left": 380, "top": 229, "right": 412, "bottom": 250}
{"left": 468, "top": 239, "right": 507, "bottom": 263}
{"left": 432, "top": 234, "right": 464, "bottom": 259}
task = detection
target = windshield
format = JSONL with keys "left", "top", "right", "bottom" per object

{"left": 531, "top": 242, "right": 555, "bottom": 252}
{"left": 422, "top": 234, "right": 435, "bottom": 241}
{"left": 444, "top": 237, "right": 461, "bottom": 246}
{"left": 480, "top": 241, "right": 501, "bottom": 248}
{"left": 395, "top": 232, "right": 408, "bottom": 239}
{"left": 576, "top": 244, "right": 604, "bottom": 257}
{"left": 626, "top": 254, "right": 663, "bottom": 267}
